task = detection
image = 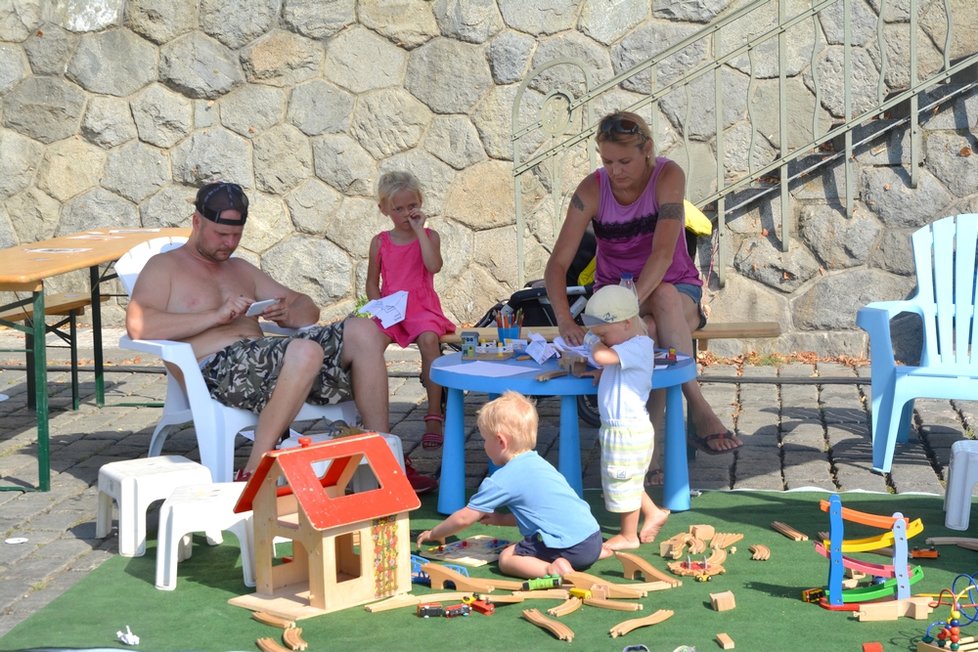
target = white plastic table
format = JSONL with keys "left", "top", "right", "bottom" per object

{"left": 430, "top": 351, "right": 697, "bottom": 515}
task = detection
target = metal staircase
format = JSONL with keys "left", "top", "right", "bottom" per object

{"left": 511, "top": 0, "right": 978, "bottom": 287}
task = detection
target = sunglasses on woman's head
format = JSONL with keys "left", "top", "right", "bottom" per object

{"left": 599, "top": 115, "right": 641, "bottom": 137}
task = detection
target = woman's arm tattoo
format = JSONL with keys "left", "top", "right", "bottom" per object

{"left": 659, "top": 202, "right": 683, "bottom": 221}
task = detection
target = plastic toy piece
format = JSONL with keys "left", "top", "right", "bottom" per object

{"left": 282, "top": 627, "right": 308, "bottom": 651}
{"left": 615, "top": 551, "right": 681, "bottom": 587}
{"left": 771, "top": 521, "right": 808, "bottom": 541}
{"left": 910, "top": 546, "right": 939, "bottom": 559}
{"left": 583, "top": 597, "right": 643, "bottom": 612}
{"left": 547, "top": 597, "right": 583, "bottom": 617}
{"left": 861, "top": 643, "right": 884, "bottom": 652}
{"left": 817, "top": 494, "right": 924, "bottom": 610}
{"left": 916, "top": 634, "right": 978, "bottom": 651}
{"left": 521, "top": 608, "right": 575, "bottom": 641}
{"left": 710, "top": 590, "right": 736, "bottom": 612}
{"left": 716, "top": 632, "right": 735, "bottom": 649}
{"left": 749, "top": 544, "right": 771, "bottom": 560}
{"left": 609, "top": 608, "right": 674, "bottom": 638}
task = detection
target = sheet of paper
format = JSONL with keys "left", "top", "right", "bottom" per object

{"left": 437, "top": 360, "right": 535, "bottom": 378}
{"left": 361, "top": 290, "right": 407, "bottom": 328}
{"left": 524, "top": 331, "right": 557, "bottom": 364}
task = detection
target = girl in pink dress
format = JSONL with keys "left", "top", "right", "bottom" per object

{"left": 367, "top": 171, "right": 455, "bottom": 449}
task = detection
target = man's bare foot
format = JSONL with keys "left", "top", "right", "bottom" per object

{"left": 602, "top": 533, "right": 641, "bottom": 553}
{"left": 639, "top": 509, "right": 670, "bottom": 543}
{"left": 547, "top": 557, "right": 574, "bottom": 576}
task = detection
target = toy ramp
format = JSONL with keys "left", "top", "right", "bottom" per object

{"left": 820, "top": 518, "right": 924, "bottom": 553}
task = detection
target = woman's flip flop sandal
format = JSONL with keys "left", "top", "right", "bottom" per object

{"left": 421, "top": 414, "right": 444, "bottom": 450}
{"left": 687, "top": 430, "right": 743, "bottom": 455}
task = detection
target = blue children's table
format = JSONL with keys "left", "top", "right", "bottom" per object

{"left": 429, "top": 351, "right": 697, "bottom": 515}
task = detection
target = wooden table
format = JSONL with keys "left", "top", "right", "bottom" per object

{"left": 0, "top": 227, "right": 190, "bottom": 491}
{"left": 430, "top": 351, "right": 697, "bottom": 516}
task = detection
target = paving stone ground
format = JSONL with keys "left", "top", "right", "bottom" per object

{"left": 0, "top": 327, "right": 972, "bottom": 637}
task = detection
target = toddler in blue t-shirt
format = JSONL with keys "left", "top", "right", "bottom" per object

{"left": 416, "top": 391, "right": 602, "bottom": 578}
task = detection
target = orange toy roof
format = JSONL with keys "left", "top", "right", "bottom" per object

{"left": 234, "top": 432, "right": 421, "bottom": 529}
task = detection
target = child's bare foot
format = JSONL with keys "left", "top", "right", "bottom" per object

{"left": 601, "top": 533, "right": 641, "bottom": 553}
{"left": 639, "top": 508, "right": 670, "bottom": 543}
{"left": 547, "top": 557, "right": 573, "bottom": 576}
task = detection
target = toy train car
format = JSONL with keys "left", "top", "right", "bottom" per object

{"left": 443, "top": 603, "right": 471, "bottom": 618}
{"left": 417, "top": 602, "right": 444, "bottom": 618}
{"left": 910, "top": 546, "right": 939, "bottom": 559}
{"left": 462, "top": 593, "right": 495, "bottom": 615}
{"left": 521, "top": 574, "right": 562, "bottom": 591}
{"left": 802, "top": 587, "right": 826, "bottom": 603}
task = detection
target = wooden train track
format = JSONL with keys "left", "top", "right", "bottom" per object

{"left": 522, "top": 608, "right": 575, "bottom": 641}
{"left": 583, "top": 597, "right": 643, "bottom": 612}
{"left": 256, "top": 637, "right": 292, "bottom": 652}
{"left": 749, "top": 544, "right": 771, "bottom": 560}
{"left": 421, "top": 562, "right": 522, "bottom": 592}
{"left": 252, "top": 611, "right": 295, "bottom": 629}
{"left": 772, "top": 521, "right": 809, "bottom": 541}
{"left": 547, "top": 597, "right": 583, "bottom": 617}
{"left": 615, "top": 551, "right": 682, "bottom": 587}
{"left": 711, "top": 532, "right": 744, "bottom": 549}
{"left": 563, "top": 571, "right": 646, "bottom": 598}
{"left": 609, "top": 608, "right": 674, "bottom": 638}
{"left": 282, "top": 627, "right": 308, "bottom": 651}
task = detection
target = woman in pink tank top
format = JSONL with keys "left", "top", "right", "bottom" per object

{"left": 544, "top": 112, "right": 743, "bottom": 458}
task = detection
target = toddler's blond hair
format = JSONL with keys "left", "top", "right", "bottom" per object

{"left": 477, "top": 391, "right": 538, "bottom": 453}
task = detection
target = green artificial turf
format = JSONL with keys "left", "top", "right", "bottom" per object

{"left": 1, "top": 489, "right": 974, "bottom": 652}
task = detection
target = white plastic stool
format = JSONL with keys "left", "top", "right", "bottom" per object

{"left": 96, "top": 456, "right": 213, "bottom": 557}
{"left": 155, "top": 482, "right": 255, "bottom": 591}
{"left": 945, "top": 440, "right": 978, "bottom": 530}
{"left": 278, "top": 431, "right": 405, "bottom": 492}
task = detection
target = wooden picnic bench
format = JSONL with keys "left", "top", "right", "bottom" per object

{"left": 0, "top": 292, "right": 105, "bottom": 410}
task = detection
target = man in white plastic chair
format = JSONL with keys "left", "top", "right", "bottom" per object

{"left": 125, "top": 182, "right": 436, "bottom": 494}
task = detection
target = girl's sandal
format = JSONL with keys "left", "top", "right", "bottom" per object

{"left": 421, "top": 414, "right": 444, "bottom": 450}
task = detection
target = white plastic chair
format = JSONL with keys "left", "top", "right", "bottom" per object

{"left": 856, "top": 214, "right": 978, "bottom": 473}
{"left": 116, "top": 236, "right": 359, "bottom": 482}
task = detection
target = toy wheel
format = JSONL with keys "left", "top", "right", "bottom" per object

{"left": 577, "top": 394, "right": 601, "bottom": 427}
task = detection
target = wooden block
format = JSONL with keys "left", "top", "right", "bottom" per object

{"left": 716, "top": 632, "right": 735, "bottom": 649}
{"left": 690, "top": 524, "right": 715, "bottom": 540}
{"left": 710, "top": 590, "right": 736, "bottom": 612}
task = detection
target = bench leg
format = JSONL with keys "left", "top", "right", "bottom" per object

{"left": 69, "top": 312, "right": 79, "bottom": 410}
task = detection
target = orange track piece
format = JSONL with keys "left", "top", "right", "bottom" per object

{"left": 818, "top": 499, "right": 910, "bottom": 529}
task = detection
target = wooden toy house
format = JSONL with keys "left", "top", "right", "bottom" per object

{"left": 229, "top": 432, "right": 420, "bottom": 620}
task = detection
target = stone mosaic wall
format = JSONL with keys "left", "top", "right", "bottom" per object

{"left": 0, "top": 0, "right": 976, "bottom": 356}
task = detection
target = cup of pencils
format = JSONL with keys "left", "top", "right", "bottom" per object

{"left": 496, "top": 309, "right": 522, "bottom": 344}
